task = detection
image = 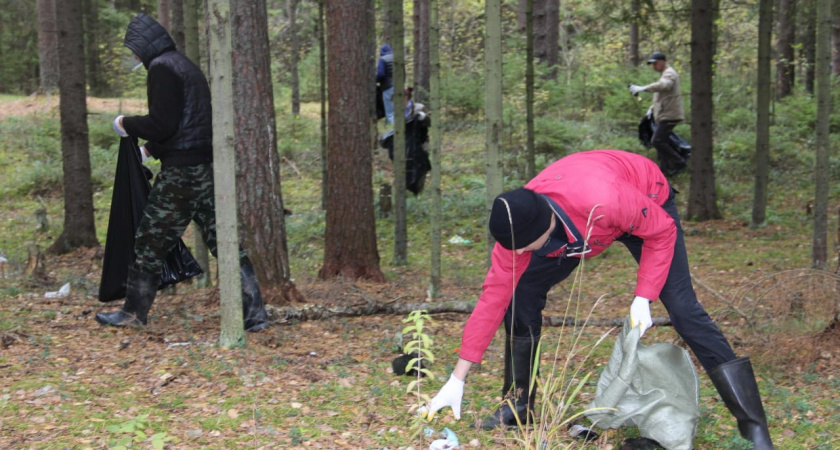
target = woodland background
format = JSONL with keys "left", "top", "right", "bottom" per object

{"left": 0, "top": 0, "right": 840, "bottom": 448}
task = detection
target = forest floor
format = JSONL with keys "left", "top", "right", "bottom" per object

{"left": 2, "top": 94, "right": 840, "bottom": 448}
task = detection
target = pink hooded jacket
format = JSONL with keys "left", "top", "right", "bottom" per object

{"left": 459, "top": 150, "right": 676, "bottom": 363}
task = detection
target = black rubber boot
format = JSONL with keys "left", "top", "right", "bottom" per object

{"left": 240, "top": 257, "right": 269, "bottom": 332}
{"left": 478, "top": 333, "right": 540, "bottom": 430}
{"left": 708, "top": 357, "right": 775, "bottom": 449}
{"left": 96, "top": 267, "right": 157, "bottom": 327}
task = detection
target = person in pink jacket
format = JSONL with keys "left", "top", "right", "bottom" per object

{"left": 426, "top": 150, "right": 773, "bottom": 449}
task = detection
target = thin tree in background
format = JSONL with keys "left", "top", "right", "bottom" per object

{"left": 687, "top": 0, "right": 722, "bottom": 221}
{"left": 413, "top": 0, "right": 430, "bottom": 104}
{"left": 289, "top": 0, "right": 301, "bottom": 115}
{"left": 525, "top": 0, "right": 536, "bottom": 179}
{"left": 83, "top": 0, "right": 106, "bottom": 96}
{"left": 629, "top": 0, "right": 641, "bottom": 66}
{"left": 833, "top": 0, "right": 840, "bottom": 75}
{"left": 485, "top": 0, "right": 503, "bottom": 258}
{"left": 207, "top": 0, "right": 245, "bottom": 349}
{"left": 180, "top": 0, "right": 210, "bottom": 288}
{"left": 232, "top": 0, "right": 301, "bottom": 303}
{"left": 319, "top": 0, "right": 385, "bottom": 282}
{"left": 318, "top": 0, "right": 327, "bottom": 210}
{"left": 812, "top": 0, "right": 832, "bottom": 269}
{"left": 158, "top": 0, "right": 171, "bottom": 29}
{"left": 392, "top": 0, "right": 408, "bottom": 266}
{"left": 171, "top": 0, "right": 185, "bottom": 51}
{"left": 751, "top": 0, "right": 772, "bottom": 227}
{"left": 37, "top": 0, "right": 59, "bottom": 93}
{"left": 428, "top": 0, "right": 441, "bottom": 298}
{"left": 50, "top": 0, "right": 99, "bottom": 254}
{"left": 776, "top": 0, "right": 796, "bottom": 99}
{"left": 534, "top": 0, "right": 559, "bottom": 78}
{"left": 801, "top": 0, "right": 817, "bottom": 94}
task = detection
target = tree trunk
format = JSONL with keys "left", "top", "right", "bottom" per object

{"left": 158, "top": 0, "right": 171, "bottom": 29}
{"left": 318, "top": 0, "right": 327, "bottom": 211}
{"left": 413, "top": 0, "right": 430, "bottom": 104}
{"left": 171, "top": 0, "right": 185, "bottom": 52}
{"left": 392, "top": 0, "right": 408, "bottom": 266}
{"left": 37, "top": 0, "right": 59, "bottom": 93}
{"left": 49, "top": 0, "right": 98, "bottom": 255}
{"left": 83, "top": 0, "right": 106, "bottom": 96}
{"left": 232, "top": 0, "right": 301, "bottom": 303}
{"left": 288, "top": 0, "right": 301, "bottom": 115}
{"left": 208, "top": 0, "right": 246, "bottom": 349}
{"left": 752, "top": 0, "right": 772, "bottom": 227}
{"left": 687, "top": 0, "right": 722, "bottom": 221}
{"left": 485, "top": 0, "right": 503, "bottom": 260}
{"left": 534, "top": 0, "right": 559, "bottom": 78}
{"left": 319, "top": 0, "right": 385, "bottom": 282}
{"left": 428, "top": 0, "right": 441, "bottom": 298}
{"left": 833, "top": 0, "right": 840, "bottom": 75}
{"left": 629, "top": 0, "right": 640, "bottom": 66}
{"left": 776, "top": 0, "right": 796, "bottom": 99}
{"left": 812, "top": 0, "right": 832, "bottom": 269}
{"left": 802, "top": 0, "right": 817, "bottom": 94}
{"left": 526, "top": 0, "right": 536, "bottom": 178}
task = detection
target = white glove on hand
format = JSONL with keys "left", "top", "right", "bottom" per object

{"left": 630, "top": 296, "right": 652, "bottom": 337}
{"left": 139, "top": 145, "right": 149, "bottom": 163}
{"left": 628, "top": 84, "right": 645, "bottom": 96}
{"left": 646, "top": 106, "right": 653, "bottom": 118}
{"left": 426, "top": 373, "right": 465, "bottom": 420}
{"left": 112, "top": 115, "right": 128, "bottom": 137}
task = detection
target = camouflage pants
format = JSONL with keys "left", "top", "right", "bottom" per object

{"left": 133, "top": 163, "right": 245, "bottom": 274}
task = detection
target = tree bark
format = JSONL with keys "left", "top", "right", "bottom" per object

{"left": 392, "top": 0, "right": 408, "bottom": 266}
{"left": 833, "top": 0, "right": 840, "bottom": 75}
{"left": 37, "top": 0, "right": 59, "bottom": 93}
{"left": 812, "top": 0, "right": 832, "bottom": 269}
{"left": 232, "top": 0, "right": 301, "bottom": 303}
{"left": 158, "top": 0, "right": 171, "bottom": 29}
{"left": 318, "top": 0, "right": 328, "bottom": 211}
{"left": 208, "top": 0, "right": 246, "bottom": 349}
{"left": 83, "top": 0, "right": 106, "bottom": 96}
{"left": 171, "top": 0, "right": 185, "bottom": 52}
{"left": 526, "top": 0, "right": 536, "bottom": 179}
{"left": 687, "top": 0, "right": 722, "bottom": 221}
{"left": 752, "top": 0, "right": 772, "bottom": 227}
{"left": 629, "top": 0, "right": 640, "bottom": 66}
{"left": 413, "top": 0, "right": 430, "bottom": 104}
{"left": 428, "top": 0, "right": 441, "bottom": 298}
{"left": 319, "top": 0, "right": 385, "bottom": 282}
{"left": 776, "top": 0, "right": 796, "bottom": 99}
{"left": 288, "top": 0, "right": 301, "bottom": 115}
{"left": 49, "top": 0, "right": 98, "bottom": 255}
{"left": 534, "top": 0, "right": 559, "bottom": 78}
{"left": 801, "top": 0, "right": 817, "bottom": 94}
{"left": 485, "top": 0, "right": 503, "bottom": 260}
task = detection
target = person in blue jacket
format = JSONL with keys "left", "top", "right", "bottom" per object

{"left": 376, "top": 44, "right": 394, "bottom": 125}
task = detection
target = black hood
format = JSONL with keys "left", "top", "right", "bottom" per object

{"left": 124, "top": 13, "right": 176, "bottom": 67}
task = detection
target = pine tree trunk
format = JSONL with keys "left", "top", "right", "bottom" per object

{"left": 50, "top": 0, "right": 98, "bottom": 255}
{"left": 428, "top": 0, "right": 442, "bottom": 298}
{"left": 232, "top": 0, "right": 301, "bottom": 303}
{"left": 812, "top": 0, "right": 832, "bottom": 268}
{"left": 37, "top": 0, "right": 59, "bottom": 93}
{"left": 526, "top": 0, "right": 536, "bottom": 178}
{"left": 208, "top": 0, "right": 246, "bottom": 349}
{"left": 687, "top": 0, "right": 722, "bottom": 221}
{"left": 413, "top": 0, "right": 430, "bottom": 104}
{"left": 171, "top": 0, "right": 185, "bottom": 52}
{"left": 802, "top": 0, "right": 817, "bottom": 94}
{"left": 289, "top": 0, "right": 301, "bottom": 115}
{"left": 318, "top": 0, "right": 328, "bottom": 211}
{"left": 485, "top": 0, "right": 503, "bottom": 260}
{"left": 629, "top": 0, "right": 640, "bottom": 66}
{"left": 83, "top": 0, "right": 106, "bottom": 96}
{"left": 776, "top": 0, "right": 796, "bottom": 99}
{"left": 392, "top": 0, "right": 408, "bottom": 266}
{"left": 158, "top": 0, "right": 171, "bottom": 29}
{"left": 752, "top": 0, "right": 772, "bottom": 227}
{"left": 319, "top": 0, "right": 385, "bottom": 282}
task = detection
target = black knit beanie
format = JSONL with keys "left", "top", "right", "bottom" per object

{"left": 489, "top": 188, "right": 553, "bottom": 250}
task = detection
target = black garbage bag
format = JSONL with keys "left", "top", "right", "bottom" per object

{"left": 637, "top": 114, "right": 692, "bottom": 160}
{"left": 375, "top": 85, "right": 386, "bottom": 120}
{"left": 98, "top": 137, "right": 203, "bottom": 302}
{"left": 379, "top": 116, "right": 432, "bottom": 195}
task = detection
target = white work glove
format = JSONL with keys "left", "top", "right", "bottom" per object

{"left": 630, "top": 296, "right": 652, "bottom": 337}
{"left": 646, "top": 106, "right": 653, "bottom": 118}
{"left": 112, "top": 115, "right": 129, "bottom": 137}
{"left": 426, "top": 373, "right": 464, "bottom": 420}
{"left": 628, "top": 84, "right": 645, "bottom": 96}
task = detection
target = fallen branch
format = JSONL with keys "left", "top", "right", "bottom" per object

{"left": 265, "top": 301, "right": 672, "bottom": 328}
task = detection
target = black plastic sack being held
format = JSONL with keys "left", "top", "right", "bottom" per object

{"left": 98, "top": 137, "right": 203, "bottom": 302}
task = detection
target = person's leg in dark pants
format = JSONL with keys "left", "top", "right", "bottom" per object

{"left": 651, "top": 120, "right": 686, "bottom": 176}
{"left": 618, "top": 191, "right": 774, "bottom": 448}
{"left": 479, "top": 254, "right": 579, "bottom": 429}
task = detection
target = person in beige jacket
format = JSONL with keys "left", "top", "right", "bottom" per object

{"left": 629, "top": 52, "right": 687, "bottom": 176}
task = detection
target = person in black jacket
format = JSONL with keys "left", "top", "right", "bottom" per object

{"left": 97, "top": 13, "right": 268, "bottom": 332}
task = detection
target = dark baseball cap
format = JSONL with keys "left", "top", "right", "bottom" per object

{"left": 647, "top": 52, "right": 666, "bottom": 64}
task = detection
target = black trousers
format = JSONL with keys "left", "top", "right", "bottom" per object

{"left": 651, "top": 120, "right": 685, "bottom": 174}
{"left": 504, "top": 189, "right": 737, "bottom": 373}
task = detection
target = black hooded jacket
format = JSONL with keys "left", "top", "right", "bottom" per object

{"left": 121, "top": 13, "right": 213, "bottom": 167}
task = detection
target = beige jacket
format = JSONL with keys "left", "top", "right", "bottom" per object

{"left": 645, "top": 65, "right": 684, "bottom": 122}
